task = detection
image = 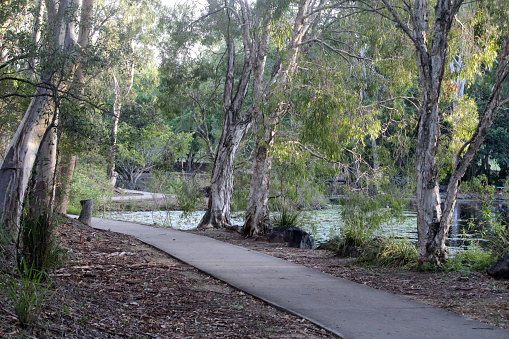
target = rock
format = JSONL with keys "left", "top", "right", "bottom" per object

{"left": 269, "top": 227, "right": 316, "bottom": 249}
{"left": 487, "top": 254, "right": 509, "bottom": 279}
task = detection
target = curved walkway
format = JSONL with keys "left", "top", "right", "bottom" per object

{"left": 89, "top": 217, "right": 509, "bottom": 339}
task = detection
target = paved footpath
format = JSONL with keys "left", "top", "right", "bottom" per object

{"left": 89, "top": 217, "right": 509, "bottom": 339}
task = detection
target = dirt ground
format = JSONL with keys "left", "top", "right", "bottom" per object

{"left": 189, "top": 228, "right": 509, "bottom": 331}
{"left": 1, "top": 216, "right": 508, "bottom": 338}
{"left": 0, "top": 218, "right": 335, "bottom": 338}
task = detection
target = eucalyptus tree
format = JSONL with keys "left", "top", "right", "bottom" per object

{"left": 360, "top": 0, "right": 509, "bottom": 265}
{"left": 242, "top": 0, "right": 332, "bottom": 236}
{"left": 0, "top": 0, "right": 96, "bottom": 233}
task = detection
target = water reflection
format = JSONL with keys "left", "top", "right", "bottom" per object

{"left": 102, "top": 199, "right": 498, "bottom": 252}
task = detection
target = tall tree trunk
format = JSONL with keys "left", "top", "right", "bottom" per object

{"left": 381, "top": 0, "right": 464, "bottom": 265}
{"left": 0, "top": 0, "right": 81, "bottom": 233}
{"left": 0, "top": 86, "right": 53, "bottom": 232}
{"left": 55, "top": 0, "right": 94, "bottom": 210}
{"left": 107, "top": 74, "right": 121, "bottom": 187}
{"left": 200, "top": 125, "right": 248, "bottom": 228}
{"left": 243, "top": 0, "right": 319, "bottom": 236}
{"left": 54, "top": 153, "right": 76, "bottom": 214}
{"left": 198, "top": 5, "right": 253, "bottom": 229}
{"left": 243, "top": 137, "right": 273, "bottom": 236}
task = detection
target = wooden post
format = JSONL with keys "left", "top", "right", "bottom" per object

{"left": 78, "top": 199, "right": 93, "bottom": 226}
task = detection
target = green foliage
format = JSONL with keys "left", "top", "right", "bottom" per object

{"left": 271, "top": 141, "right": 330, "bottom": 210}
{"left": 18, "top": 211, "right": 61, "bottom": 273}
{"left": 461, "top": 175, "right": 509, "bottom": 256}
{"left": 444, "top": 246, "right": 496, "bottom": 273}
{"left": 149, "top": 171, "right": 206, "bottom": 216}
{"left": 360, "top": 237, "right": 418, "bottom": 267}
{"left": 1, "top": 258, "right": 52, "bottom": 328}
{"left": 68, "top": 162, "right": 113, "bottom": 215}
{"left": 331, "top": 190, "right": 406, "bottom": 255}
{"left": 270, "top": 204, "right": 301, "bottom": 229}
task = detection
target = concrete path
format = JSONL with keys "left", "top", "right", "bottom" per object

{"left": 111, "top": 189, "right": 166, "bottom": 201}
{"left": 88, "top": 217, "right": 509, "bottom": 339}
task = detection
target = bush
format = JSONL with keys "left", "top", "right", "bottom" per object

{"left": 68, "top": 162, "right": 113, "bottom": 215}
{"left": 360, "top": 237, "right": 418, "bottom": 267}
{"left": 18, "top": 211, "right": 62, "bottom": 273}
{"left": 461, "top": 175, "right": 509, "bottom": 256}
{"left": 331, "top": 190, "right": 405, "bottom": 255}
{"left": 1, "top": 258, "right": 52, "bottom": 328}
{"left": 149, "top": 171, "right": 206, "bottom": 216}
{"left": 271, "top": 205, "right": 301, "bottom": 229}
{"left": 445, "top": 246, "right": 497, "bottom": 273}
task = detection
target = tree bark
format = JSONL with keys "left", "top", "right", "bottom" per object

{"left": 0, "top": 86, "right": 53, "bottom": 231}
{"left": 27, "top": 118, "right": 59, "bottom": 218}
{"left": 198, "top": 4, "right": 254, "bottom": 229}
{"left": 54, "top": 153, "right": 76, "bottom": 214}
{"left": 78, "top": 199, "right": 93, "bottom": 226}
{"left": 243, "top": 0, "right": 320, "bottom": 236}
{"left": 0, "top": 0, "right": 84, "bottom": 233}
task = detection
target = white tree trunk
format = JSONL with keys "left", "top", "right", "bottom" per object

{"left": 0, "top": 86, "right": 53, "bottom": 231}
{"left": 28, "top": 119, "right": 59, "bottom": 217}
{"left": 0, "top": 0, "right": 82, "bottom": 232}
{"left": 198, "top": 5, "right": 254, "bottom": 229}
{"left": 243, "top": 0, "right": 319, "bottom": 236}
{"left": 107, "top": 74, "right": 121, "bottom": 187}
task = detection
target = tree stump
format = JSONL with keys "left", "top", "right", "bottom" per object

{"left": 78, "top": 199, "right": 94, "bottom": 226}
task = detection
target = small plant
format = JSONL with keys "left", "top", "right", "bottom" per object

{"left": 271, "top": 206, "right": 301, "bottom": 228}
{"left": 461, "top": 175, "right": 509, "bottom": 257}
{"left": 18, "top": 210, "right": 62, "bottom": 273}
{"left": 1, "top": 258, "right": 52, "bottom": 328}
{"left": 361, "top": 237, "right": 418, "bottom": 267}
{"left": 445, "top": 245, "right": 497, "bottom": 273}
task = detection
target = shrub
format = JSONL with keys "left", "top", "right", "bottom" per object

{"left": 18, "top": 211, "right": 62, "bottom": 273}
{"left": 68, "top": 162, "right": 113, "bottom": 215}
{"left": 331, "top": 190, "right": 405, "bottom": 255}
{"left": 149, "top": 171, "right": 206, "bottom": 216}
{"left": 445, "top": 246, "right": 497, "bottom": 273}
{"left": 461, "top": 175, "right": 509, "bottom": 257}
{"left": 1, "top": 258, "right": 52, "bottom": 328}
{"left": 361, "top": 237, "right": 418, "bottom": 267}
{"left": 271, "top": 206, "right": 301, "bottom": 229}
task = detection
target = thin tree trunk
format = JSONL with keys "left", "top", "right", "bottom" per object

{"left": 439, "top": 35, "right": 509, "bottom": 260}
{"left": 54, "top": 153, "right": 76, "bottom": 214}
{"left": 107, "top": 74, "right": 121, "bottom": 187}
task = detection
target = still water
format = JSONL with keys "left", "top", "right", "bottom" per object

{"left": 101, "top": 200, "right": 490, "bottom": 251}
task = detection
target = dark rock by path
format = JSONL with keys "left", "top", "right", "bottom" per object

{"left": 487, "top": 254, "right": 509, "bottom": 279}
{"left": 269, "top": 226, "right": 316, "bottom": 249}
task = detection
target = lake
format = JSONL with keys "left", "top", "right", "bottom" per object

{"left": 101, "top": 199, "right": 492, "bottom": 253}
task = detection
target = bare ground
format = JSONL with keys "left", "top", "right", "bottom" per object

{"left": 190, "top": 228, "right": 509, "bottom": 331}
{"left": 1, "top": 215, "right": 508, "bottom": 338}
